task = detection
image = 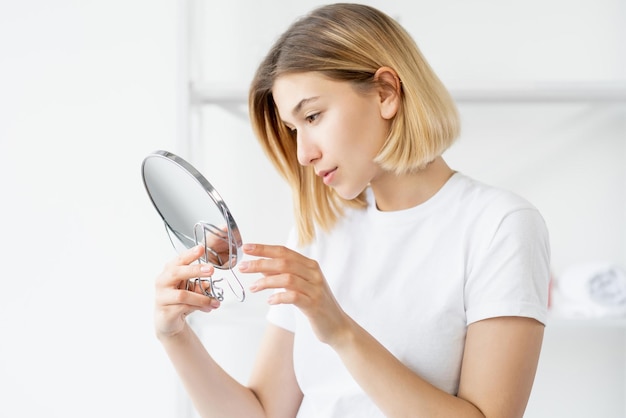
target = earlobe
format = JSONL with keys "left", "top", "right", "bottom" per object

{"left": 374, "top": 66, "right": 401, "bottom": 120}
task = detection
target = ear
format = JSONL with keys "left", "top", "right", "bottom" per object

{"left": 374, "top": 66, "right": 401, "bottom": 120}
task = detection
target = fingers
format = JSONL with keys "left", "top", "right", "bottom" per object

{"left": 240, "top": 244, "right": 347, "bottom": 344}
{"left": 241, "top": 244, "right": 323, "bottom": 301}
{"left": 156, "top": 286, "right": 221, "bottom": 312}
{"left": 266, "top": 288, "right": 310, "bottom": 306}
{"left": 154, "top": 245, "right": 224, "bottom": 337}
{"left": 249, "top": 271, "right": 316, "bottom": 294}
{"left": 171, "top": 244, "right": 205, "bottom": 266}
{"left": 240, "top": 243, "right": 319, "bottom": 275}
{"left": 157, "top": 245, "right": 215, "bottom": 288}
{"left": 155, "top": 244, "right": 221, "bottom": 309}
{"left": 242, "top": 243, "right": 292, "bottom": 259}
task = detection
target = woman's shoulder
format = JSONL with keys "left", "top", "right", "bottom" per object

{"left": 450, "top": 172, "right": 538, "bottom": 214}
{"left": 447, "top": 173, "right": 548, "bottom": 240}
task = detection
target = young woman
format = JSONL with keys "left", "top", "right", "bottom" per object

{"left": 154, "top": 3, "right": 550, "bottom": 417}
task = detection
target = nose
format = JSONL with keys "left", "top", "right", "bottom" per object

{"left": 295, "top": 130, "right": 321, "bottom": 166}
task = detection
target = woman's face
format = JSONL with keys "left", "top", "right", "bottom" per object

{"left": 272, "top": 72, "right": 394, "bottom": 200}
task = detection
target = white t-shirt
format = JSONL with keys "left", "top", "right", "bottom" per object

{"left": 267, "top": 172, "right": 550, "bottom": 418}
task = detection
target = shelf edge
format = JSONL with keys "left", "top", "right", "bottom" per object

{"left": 191, "top": 82, "right": 626, "bottom": 104}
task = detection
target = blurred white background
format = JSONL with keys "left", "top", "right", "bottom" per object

{"left": 0, "top": 1, "right": 624, "bottom": 417}
{"left": 0, "top": 1, "right": 181, "bottom": 416}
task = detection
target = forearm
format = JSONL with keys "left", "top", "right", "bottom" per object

{"left": 158, "top": 323, "right": 265, "bottom": 418}
{"left": 331, "top": 318, "right": 484, "bottom": 418}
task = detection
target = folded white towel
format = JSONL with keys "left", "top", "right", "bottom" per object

{"left": 551, "top": 262, "right": 626, "bottom": 319}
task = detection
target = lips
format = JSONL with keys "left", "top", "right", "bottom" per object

{"left": 317, "top": 168, "right": 336, "bottom": 178}
{"left": 317, "top": 167, "right": 337, "bottom": 185}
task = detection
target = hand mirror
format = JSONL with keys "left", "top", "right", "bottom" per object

{"left": 141, "top": 150, "right": 245, "bottom": 302}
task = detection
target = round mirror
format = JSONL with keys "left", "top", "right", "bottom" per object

{"left": 141, "top": 150, "right": 244, "bottom": 302}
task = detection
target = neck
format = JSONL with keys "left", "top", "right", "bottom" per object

{"left": 369, "top": 157, "right": 455, "bottom": 211}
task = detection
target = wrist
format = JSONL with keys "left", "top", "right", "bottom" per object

{"left": 156, "top": 320, "right": 191, "bottom": 343}
{"left": 328, "top": 315, "right": 360, "bottom": 351}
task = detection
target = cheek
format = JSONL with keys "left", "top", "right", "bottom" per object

{"left": 336, "top": 107, "right": 384, "bottom": 149}
{"left": 354, "top": 120, "right": 389, "bottom": 162}
{"left": 351, "top": 101, "right": 389, "bottom": 151}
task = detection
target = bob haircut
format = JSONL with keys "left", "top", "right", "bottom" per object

{"left": 249, "top": 3, "right": 460, "bottom": 245}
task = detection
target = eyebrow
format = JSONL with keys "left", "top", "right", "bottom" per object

{"left": 291, "top": 96, "right": 320, "bottom": 116}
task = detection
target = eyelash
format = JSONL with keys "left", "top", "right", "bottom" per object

{"left": 287, "top": 113, "right": 320, "bottom": 135}
{"left": 305, "top": 113, "right": 320, "bottom": 124}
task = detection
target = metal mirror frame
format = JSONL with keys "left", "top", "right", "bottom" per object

{"left": 141, "top": 150, "right": 245, "bottom": 302}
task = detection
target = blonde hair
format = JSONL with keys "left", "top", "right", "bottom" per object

{"left": 249, "top": 3, "right": 460, "bottom": 245}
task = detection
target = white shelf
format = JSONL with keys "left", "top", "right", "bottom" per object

{"left": 191, "top": 81, "right": 626, "bottom": 106}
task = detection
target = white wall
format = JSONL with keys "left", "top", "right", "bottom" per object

{"left": 0, "top": 1, "right": 182, "bottom": 417}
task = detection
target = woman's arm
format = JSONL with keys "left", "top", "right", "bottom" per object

{"left": 155, "top": 245, "right": 302, "bottom": 418}
{"left": 332, "top": 315, "right": 543, "bottom": 418}
{"left": 458, "top": 316, "right": 544, "bottom": 417}
{"left": 248, "top": 324, "right": 304, "bottom": 418}
{"left": 158, "top": 323, "right": 265, "bottom": 418}
{"left": 244, "top": 243, "right": 544, "bottom": 418}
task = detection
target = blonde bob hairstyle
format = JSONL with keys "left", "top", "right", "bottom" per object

{"left": 249, "top": 3, "right": 460, "bottom": 245}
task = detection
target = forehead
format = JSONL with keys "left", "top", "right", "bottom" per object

{"left": 273, "top": 72, "right": 331, "bottom": 95}
{"left": 272, "top": 72, "right": 342, "bottom": 115}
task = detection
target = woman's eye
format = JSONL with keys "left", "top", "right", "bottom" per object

{"left": 305, "top": 113, "right": 320, "bottom": 124}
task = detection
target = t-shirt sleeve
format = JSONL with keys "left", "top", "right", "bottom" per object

{"left": 267, "top": 302, "right": 296, "bottom": 333}
{"left": 465, "top": 207, "right": 551, "bottom": 325}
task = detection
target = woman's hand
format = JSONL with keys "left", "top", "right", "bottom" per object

{"left": 241, "top": 243, "right": 351, "bottom": 346}
{"left": 154, "top": 245, "right": 221, "bottom": 339}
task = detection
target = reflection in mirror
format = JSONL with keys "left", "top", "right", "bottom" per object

{"left": 141, "top": 150, "right": 245, "bottom": 302}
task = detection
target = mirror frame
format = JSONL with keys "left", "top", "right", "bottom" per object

{"left": 141, "top": 150, "right": 245, "bottom": 301}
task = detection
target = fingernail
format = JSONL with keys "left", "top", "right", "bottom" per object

{"left": 238, "top": 261, "right": 249, "bottom": 271}
{"left": 249, "top": 282, "right": 258, "bottom": 292}
{"left": 200, "top": 265, "right": 212, "bottom": 273}
{"left": 210, "top": 298, "right": 220, "bottom": 308}
{"left": 243, "top": 243, "right": 256, "bottom": 251}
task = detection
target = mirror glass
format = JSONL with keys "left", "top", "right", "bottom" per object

{"left": 141, "top": 150, "right": 244, "bottom": 302}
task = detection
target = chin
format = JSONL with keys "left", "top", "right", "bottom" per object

{"left": 333, "top": 184, "right": 367, "bottom": 201}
